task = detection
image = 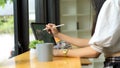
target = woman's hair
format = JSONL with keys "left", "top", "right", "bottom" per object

{"left": 91, "top": 0, "right": 106, "bottom": 36}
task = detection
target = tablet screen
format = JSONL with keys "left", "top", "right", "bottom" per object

{"left": 31, "top": 23, "right": 56, "bottom": 45}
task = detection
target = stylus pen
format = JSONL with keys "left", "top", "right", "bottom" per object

{"left": 43, "top": 24, "right": 65, "bottom": 31}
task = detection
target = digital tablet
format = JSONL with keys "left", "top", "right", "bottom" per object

{"left": 31, "top": 23, "right": 56, "bottom": 45}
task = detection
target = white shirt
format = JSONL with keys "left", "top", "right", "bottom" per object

{"left": 89, "top": 0, "right": 120, "bottom": 56}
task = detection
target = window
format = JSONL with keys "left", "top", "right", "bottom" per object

{"left": 29, "top": 0, "right": 35, "bottom": 41}
{"left": 0, "top": 0, "right": 14, "bottom": 61}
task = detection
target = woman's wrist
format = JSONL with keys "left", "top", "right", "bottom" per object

{"left": 54, "top": 32, "right": 60, "bottom": 37}
{"left": 53, "top": 49, "right": 62, "bottom": 56}
{"left": 62, "top": 49, "right": 69, "bottom": 56}
{"left": 53, "top": 49, "right": 69, "bottom": 57}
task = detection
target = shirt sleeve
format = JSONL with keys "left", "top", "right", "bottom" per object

{"left": 89, "top": 0, "right": 120, "bottom": 53}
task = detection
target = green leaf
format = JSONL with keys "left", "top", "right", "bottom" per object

{"left": 0, "top": 0, "right": 13, "bottom": 8}
{"left": 29, "top": 40, "right": 44, "bottom": 49}
{"left": 0, "top": 0, "right": 7, "bottom": 8}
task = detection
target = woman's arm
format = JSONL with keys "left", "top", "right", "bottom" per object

{"left": 45, "top": 23, "right": 100, "bottom": 58}
{"left": 46, "top": 23, "right": 90, "bottom": 47}
{"left": 56, "top": 33, "right": 90, "bottom": 47}
{"left": 54, "top": 46, "right": 101, "bottom": 58}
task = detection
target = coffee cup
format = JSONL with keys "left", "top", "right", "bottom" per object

{"left": 36, "top": 43, "right": 53, "bottom": 62}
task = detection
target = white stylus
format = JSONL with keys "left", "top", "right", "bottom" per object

{"left": 43, "top": 24, "right": 65, "bottom": 31}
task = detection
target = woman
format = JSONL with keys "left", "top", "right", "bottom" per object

{"left": 46, "top": 0, "right": 120, "bottom": 68}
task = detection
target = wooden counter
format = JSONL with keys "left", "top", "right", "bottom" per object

{"left": 0, "top": 51, "right": 81, "bottom": 68}
{"left": 0, "top": 50, "right": 91, "bottom": 68}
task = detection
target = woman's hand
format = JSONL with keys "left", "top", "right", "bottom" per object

{"left": 46, "top": 23, "right": 59, "bottom": 36}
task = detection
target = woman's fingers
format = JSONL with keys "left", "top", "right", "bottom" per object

{"left": 45, "top": 23, "right": 59, "bottom": 36}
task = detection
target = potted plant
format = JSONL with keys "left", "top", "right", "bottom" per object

{"left": 29, "top": 40, "right": 44, "bottom": 49}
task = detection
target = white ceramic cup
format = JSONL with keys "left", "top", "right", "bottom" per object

{"left": 36, "top": 43, "right": 53, "bottom": 62}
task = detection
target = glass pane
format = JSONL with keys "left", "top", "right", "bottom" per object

{"left": 29, "top": 0, "right": 35, "bottom": 41}
{"left": 0, "top": 0, "right": 14, "bottom": 61}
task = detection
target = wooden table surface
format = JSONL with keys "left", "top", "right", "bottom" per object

{"left": 0, "top": 50, "right": 91, "bottom": 68}
{"left": 0, "top": 51, "right": 91, "bottom": 68}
